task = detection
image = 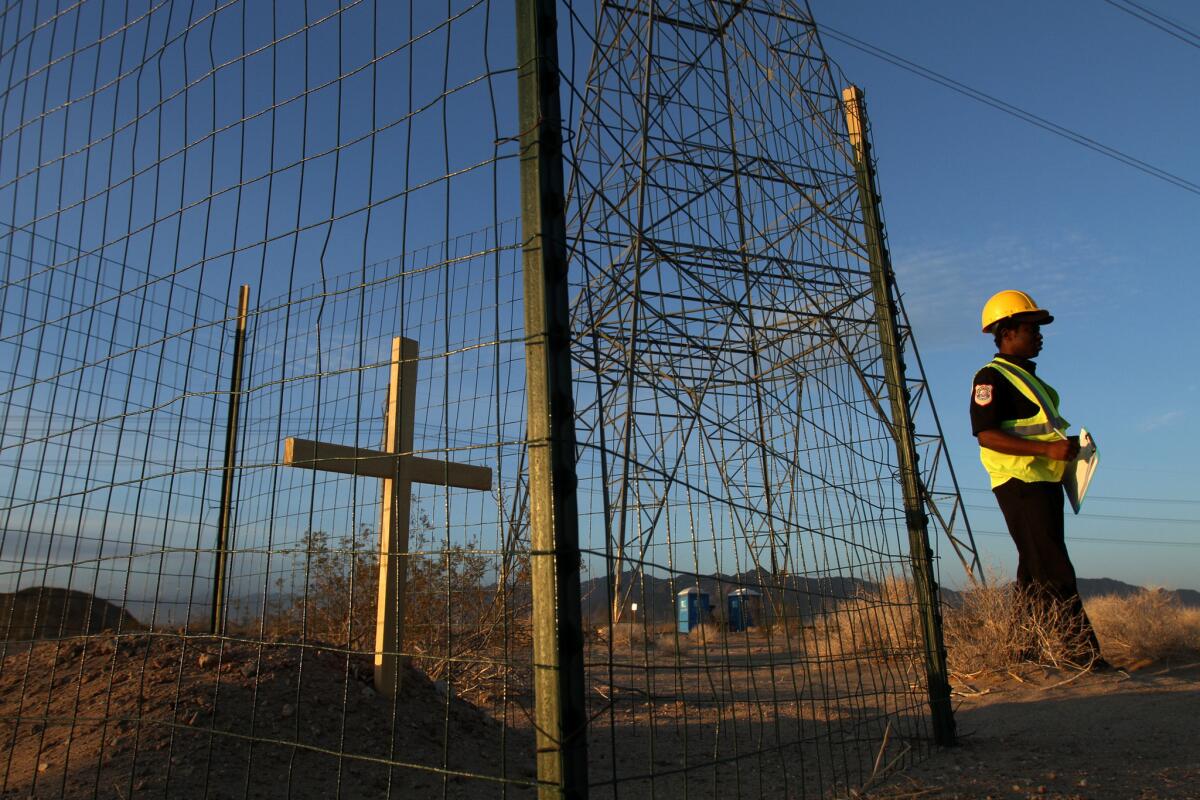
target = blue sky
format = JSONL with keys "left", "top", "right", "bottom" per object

{"left": 810, "top": 0, "right": 1200, "bottom": 590}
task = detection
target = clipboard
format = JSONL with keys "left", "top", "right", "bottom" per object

{"left": 1062, "top": 428, "right": 1099, "bottom": 514}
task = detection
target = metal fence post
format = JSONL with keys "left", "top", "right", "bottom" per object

{"left": 841, "top": 86, "right": 957, "bottom": 746}
{"left": 211, "top": 284, "right": 250, "bottom": 635}
{"left": 516, "top": 0, "right": 590, "bottom": 796}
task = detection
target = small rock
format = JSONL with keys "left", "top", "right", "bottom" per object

{"left": 197, "top": 654, "right": 216, "bottom": 669}
{"left": 1078, "top": 779, "right": 1088, "bottom": 787}
{"left": 240, "top": 662, "right": 257, "bottom": 679}
{"left": 281, "top": 703, "right": 294, "bottom": 718}
{"left": 37, "top": 762, "right": 48, "bottom": 773}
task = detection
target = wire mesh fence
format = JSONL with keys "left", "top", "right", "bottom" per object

{"left": 0, "top": 1, "right": 977, "bottom": 797}
{"left": 564, "top": 5, "right": 957, "bottom": 796}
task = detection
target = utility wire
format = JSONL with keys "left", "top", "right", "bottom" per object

{"left": 815, "top": 23, "right": 1200, "bottom": 197}
{"left": 959, "top": 486, "right": 1200, "bottom": 506}
{"left": 972, "top": 528, "right": 1200, "bottom": 548}
{"left": 966, "top": 504, "right": 1200, "bottom": 527}
{"left": 1100, "top": 0, "right": 1200, "bottom": 49}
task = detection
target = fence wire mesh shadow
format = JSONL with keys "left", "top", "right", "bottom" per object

{"left": 0, "top": 1, "right": 977, "bottom": 798}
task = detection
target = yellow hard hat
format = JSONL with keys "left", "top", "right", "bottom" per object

{"left": 980, "top": 290, "right": 1054, "bottom": 333}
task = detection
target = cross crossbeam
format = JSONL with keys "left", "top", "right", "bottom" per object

{"left": 282, "top": 337, "right": 492, "bottom": 698}
{"left": 283, "top": 438, "right": 491, "bottom": 490}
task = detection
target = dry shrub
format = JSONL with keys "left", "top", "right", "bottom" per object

{"left": 812, "top": 577, "right": 921, "bottom": 664}
{"left": 942, "top": 581, "right": 1027, "bottom": 673}
{"left": 596, "top": 622, "right": 659, "bottom": 652}
{"left": 1086, "top": 590, "right": 1200, "bottom": 663}
{"left": 689, "top": 621, "right": 723, "bottom": 645}
{"left": 269, "top": 523, "right": 530, "bottom": 702}
{"left": 943, "top": 582, "right": 1102, "bottom": 675}
{"left": 265, "top": 528, "right": 378, "bottom": 650}
{"left": 769, "top": 617, "right": 801, "bottom": 638}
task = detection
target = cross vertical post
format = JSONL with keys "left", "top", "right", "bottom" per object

{"left": 842, "top": 85, "right": 956, "bottom": 746}
{"left": 376, "top": 336, "right": 418, "bottom": 697}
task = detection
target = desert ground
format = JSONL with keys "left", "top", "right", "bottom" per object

{"left": 866, "top": 661, "right": 1200, "bottom": 800}
{"left": 0, "top": 629, "right": 926, "bottom": 799}
{"left": 1, "top": 588, "right": 1197, "bottom": 798}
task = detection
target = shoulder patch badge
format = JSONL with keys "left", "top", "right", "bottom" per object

{"left": 974, "top": 384, "right": 993, "bottom": 406}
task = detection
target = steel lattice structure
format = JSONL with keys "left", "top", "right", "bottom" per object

{"left": 567, "top": 1, "right": 979, "bottom": 623}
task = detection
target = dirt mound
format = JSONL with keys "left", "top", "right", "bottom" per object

{"left": 0, "top": 587, "right": 141, "bottom": 641}
{"left": 0, "top": 635, "right": 535, "bottom": 798}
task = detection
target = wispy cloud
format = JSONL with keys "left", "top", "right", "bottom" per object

{"left": 891, "top": 232, "right": 1129, "bottom": 351}
{"left": 1138, "top": 409, "right": 1184, "bottom": 432}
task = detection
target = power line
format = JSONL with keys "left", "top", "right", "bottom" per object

{"left": 814, "top": 23, "right": 1200, "bottom": 197}
{"left": 972, "top": 528, "right": 1200, "bottom": 548}
{"left": 965, "top": 503, "right": 1200, "bottom": 526}
{"left": 1100, "top": 0, "right": 1200, "bottom": 49}
{"left": 958, "top": 486, "right": 1200, "bottom": 507}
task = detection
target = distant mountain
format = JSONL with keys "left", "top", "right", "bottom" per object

{"left": 579, "top": 571, "right": 1200, "bottom": 624}
{"left": 579, "top": 569, "right": 873, "bottom": 624}
{"left": 1077, "top": 577, "right": 1200, "bottom": 608}
{"left": 941, "top": 577, "right": 1199, "bottom": 609}
{"left": 0, "top": 587, "right": 143, "bottom": 641}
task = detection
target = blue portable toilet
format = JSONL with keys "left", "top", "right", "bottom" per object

{"left": 676, "top": 587, "right": 711, "bottom": 634}
{"left": 727, "top": 588, "right": 764, "bottom": 632}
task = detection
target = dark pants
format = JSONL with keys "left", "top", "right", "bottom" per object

{"left": 992, "top": 478, "right": 1101, "bottom": 658}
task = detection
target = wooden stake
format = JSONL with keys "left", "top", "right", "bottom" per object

{"left": 842, "top": 85, "right": 957, "bottom": 746}
{"left": 212, "top": 284, "right": 250, "bottom": 635}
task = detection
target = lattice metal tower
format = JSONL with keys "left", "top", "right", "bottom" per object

{"left": 565, "top": 0, "right": 979, "bottom": 628}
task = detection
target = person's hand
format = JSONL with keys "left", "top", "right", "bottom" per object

{"left": 1045, "top": 439, "right": 1080, "bottom": 461}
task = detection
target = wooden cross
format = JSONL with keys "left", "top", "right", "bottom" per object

{"left": 283, "top": 337, "right": 492, "bottom": 697}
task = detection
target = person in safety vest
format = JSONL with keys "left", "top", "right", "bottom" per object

{"left": 971, "top": 290, "right": 1108, "bottom": 670}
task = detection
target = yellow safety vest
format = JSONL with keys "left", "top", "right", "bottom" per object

{"left": 978, "top": 358, "right": 1070, "bottom": 487}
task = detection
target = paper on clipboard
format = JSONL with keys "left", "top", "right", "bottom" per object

{"left": 1063, "top": 428, "right": 1098, "bottom": 514}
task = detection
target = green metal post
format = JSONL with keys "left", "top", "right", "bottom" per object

{"left": 212, "top": 284, "right": 250, "bottom": 635}
{"left": 516, "top": 0, "right": 590, "bottom": 795}
{"left": 842, "top": 86, "right": 957, "bottom": 746}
